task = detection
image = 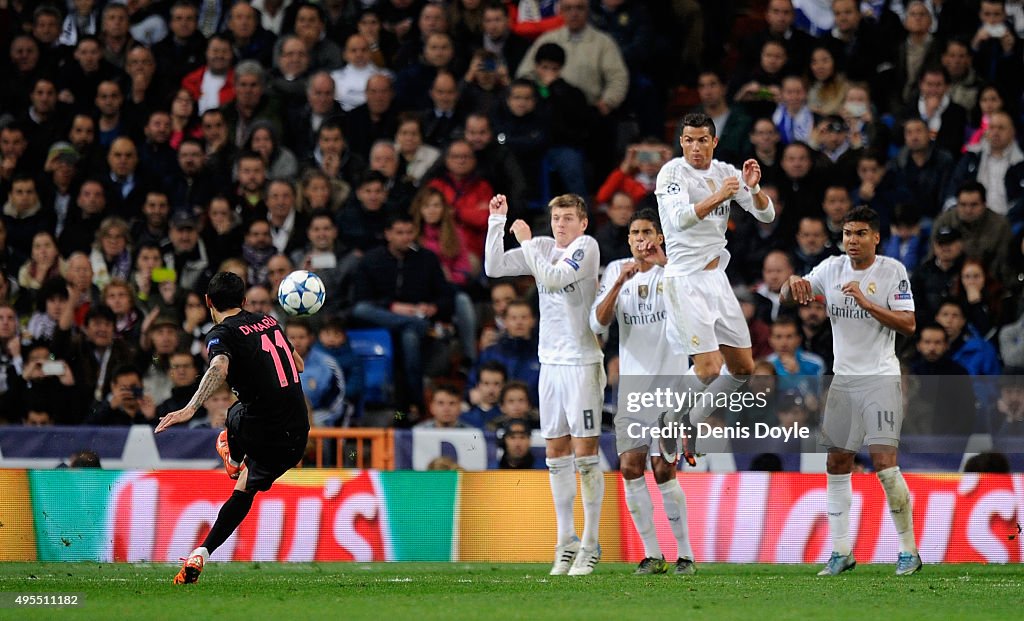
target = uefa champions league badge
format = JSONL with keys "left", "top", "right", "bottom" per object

{"left": 572, "top": 249, "right": 584, "bottom": 261}
{"left": 666, "top": 183, "right": 681, "bottom": 195}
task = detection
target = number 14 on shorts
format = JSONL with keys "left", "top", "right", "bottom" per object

{"left": 877, "top": 410, "right": 895, "bottom": 431}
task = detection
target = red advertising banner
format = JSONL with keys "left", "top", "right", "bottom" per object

{"left": 108, "top": 471, "right": 391, "bottom": 563}
{"left": 620, "top": 473, "right": 1024, "bottom": 564}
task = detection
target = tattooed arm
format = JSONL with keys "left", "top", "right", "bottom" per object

{"left": 154, "top": 354, "right": 230, "bottom": 433}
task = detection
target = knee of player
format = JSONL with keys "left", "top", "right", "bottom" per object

{"left": 826, "top": 451, "right": 856, "bottom": 474}
{"left": 574, "top": 454, "right": 600, "bottom": 474}
{"left": 620, "top": 461, "right": 645, "bottom": 481}
{"left": 651, "top": 460, "right": 677, "bottom": 484}
{"left": 727, "top": 359, "right": 755, "bottom": 377}
{"left": 695, "top": 366, "right": 721, "bottom": 385}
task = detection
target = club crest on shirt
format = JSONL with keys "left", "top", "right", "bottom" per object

{"left": 638, "top": 285, "right": 649, "bottom": 299}
{"left": 691, "top": 335, "right": 700, "bottom": 347}
{"left": 867, "top": 282, "right": 877, "bottom": 294}
{"left": 657, "top": 282, "right": 663, "bottom": 293}
{"left": 705, "top": 179, "right": 718, "bottom": 192}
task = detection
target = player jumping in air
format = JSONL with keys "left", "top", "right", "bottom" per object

{"left": 485, "top": 193, "right": 606, "bottom": 576}
{"left": 590, "top": 209, "right": 696, "bottom": 575}
{"left": 654, "top": 112, "right": 776, "bottom": 462}
{"left": 155, "top": 272, "right": 310, "bottom": 584}
{"left": 782, "top": 206, "right": 922, "bottom": 576}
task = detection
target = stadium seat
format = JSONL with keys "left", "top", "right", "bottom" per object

{"left": 347, "top": 328, "right": 395, "bottom": 405}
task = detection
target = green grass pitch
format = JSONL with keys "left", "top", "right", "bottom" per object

{"left": 0, "top": 562, "right": 1019, "bottom": 620}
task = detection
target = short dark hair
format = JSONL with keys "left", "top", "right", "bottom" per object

{"left": 478, "top": 360, "right": 508, "bottom": 381}
{"left": 68, "top": 449, "right": 102, "bottom": 468}
{"left": 110, "top": 364, "right": 141, "bottom": 385}
{"left": 432, "top": 383, "right": 462, "bottom": 400}
{"left": 285, "top": 317, "right": 314, "bottom": 335}
{"left": 771, "top": 314, "right": 800, "bottom": 332}
{"left": 628, "top": 208, "right": 662, "bottom": 234}
{"left": 957, "top": 180, "right": 987, "bottom": 204}
{"left": 386, "top": 212, "right": 415, "bottom": 229}
{"left": 681, "top": 112, "right": 716, "bottom": 138}
{"left": 207, "top": 271, "right": 246, "bottom": 311}
{"left": 500, "top": 380, "right": 529, "bottom": 404}
{"left": 357, "top": 169, "right": 387, "bottom": 188}
{"left": 85, "top": 304, "right": 116, "bottom": 325}
{"left": 318, "top": 316, "right": 347, "bottom": 333}
{"left": 919, "top": 323, "right": 948, "bottom": 341}
{"left": 937, "top": 298, "right": 966, "bottom": 315}
{"left": 36, "top": 277, "right": 68, "bottom": 312}
{"left": 843, "top": 206, "right": 881, "bottom": 232}
{"left": 534, "top": 42, "right": 565, "bottom": 66}
{"left": 317, "top": 119, "right": 345, "bottom": 139}
{"left": 920, "top": 64, "right": 951, "bottom": 84}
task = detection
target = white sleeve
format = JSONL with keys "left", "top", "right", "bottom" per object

{"left": 522, "top": 236, "right": 599, "bottom": 290}
{"left": 484, "top": 215, "right": 530, "bottom": 277}
{"left": 590, "top": 260, "right": 622, "bottom": 335}
{"left": 729, "top": 164, "right": 776, "bottom": 223}
{"left": 655, "top": 163, "right": 698, "bottom": 230}
{"left": 805, "top": 258, "right": 831, "bottom": 296}
{"left": 887, "top": 262, "right": 915, "bottom": 312}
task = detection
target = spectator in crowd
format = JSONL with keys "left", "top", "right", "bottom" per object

{"left": 792, "top": 216, "right": 838, "bottom": 276}
{"left": 935, "top": 299, "right": 1001, "bottom": 377}
{"left": 464, "top": 360, "right": 506, "bottom": 430}
{"left": 2, "top": 175, "right": 54, "bottom": 258}
{"left": 912, "top": 225, "right": 965, "bottom": 324}
{"left": 892, "top": 1, "right": 939, "bottom": 111}
{"left": 902, "top": 65, "right": 968, "bottom": 158}
{"left": 949, "top": 257, "right": 1007, "bottom": 337}
{"left": 0, "top": 304, "right": 25, "bottom": 422}
{"left": 691, "top": 69, "right": 752, "bottom": 165}
{"left": 25, "top": 278, "right": 67, "bottom": 343}
{"left": 427, "top": 139, "right": 494, "bottom": 258}
{"left": 970, "top": 0, "right": 1024, "bottom": 103}
{"left": 888, "top": 118, "right": 954, "bottom": 221}
{"left": 765, "top": 315, "right": 825, "bottom": 398}
{"left": 90, "top": 217, "right": 132, "bottom": 290}
{"left": 773, "top": 75, "right": 814, "bottom": 146}
{"left": 138, "top": 314, "right": 182, "bottom": 404}
{"left": 395, "top": 112, "right": 441, "bottom": 186}
{"left": 595, "top": 139, "right": 669, "bottom": 210}
{"left": 881, "top": 204, "right": 929, "bottom": 275}
{"left": 244, "top": 122, "right": 298, "bottom": 181}
{"left": 314, "top": 317, "right": 365, "bottom": 413}
{"left": 742, "top": 0, "right": 815, "bottom": 73}
{"left": 734, "top": 285, "right": 773, "bottom": 361}
{"left": 289, "top": 2, "right": 343, "bottom": 71}
{"left": 156, "top": 351, "right": 203, "bottom": 419}
{"left": 797, "top": 294, "right": 834, "bottom": 372}
{"left": 164, "top": 212, "right": 211, "bottom": 291}
{"left": 417, "top": 384, "right": 473, "bottom": 429}
{"left": 286, "top": 318, "right": 346, "bottom": 427}
{"left": 102, "top": 278, "right": 143, "bottom": 343}
{"left": 153, "top": 1, "right": 207, "bottom": 89}
{"left": 459, "top": 49, "right": 511, "bottom": 117}
{"left": 291, "top": 211, "right": 359, "bottom": 319}
{"left": 351, "top": 213, "right": 453, "bottom": 415}
{"left": 297, "top": 168, "right": 349, "bottom": 214}
{"left": 336, "top": 170, "right": 395, "bottom": 252}
{"left": 487, "top": 379, "right": 538, "bottom": 431}
{"left": 18, "top": 232, "right": 65, "bottom": 298}
{"left": 264, "top": 179, "right": 309, "bottom": 256}
{"left": 491, "top": 79, "right": 548, "bottom": 202}
{"left": 84, "top": 365, "right": 157, "bottom": 425}
{"left": 964, "top": 84, "right": 1008, "bottom": 152}
{"left": 945, "top": 111, "right": 1024, "bottom": 220}
{"left": 593, "top": 192, "right": 635, "bottom": 267}
{"left": 284, "top": 72, "right": 343, "bottom": 161}
{"left": 746, "top": 118, "right": 782, "bottom": 182}
{"left": 479, "top": 3, "right": 530, "bottom": 72}
{"left": 187, "top": 381, "right": 233, "bottom": 429}
{"left": 463, "top": 113, "right": 527, "bottom": 211}
{"left": 346, "top": 74, "right": 399, "bottom": 160}
{"left": 906, "top": 323, "right": 976, "bottom": 435}
{"left": 754, "top": 249, "right": 795, "bottom": 323}
{"left": 470, "top": 299, "right": 540, "bottom": 406}
{"left": 332, "top": 34, "right": 391, "bottom": 113}
{"left": 932, "top": 181, "right": 1012, "bottom": 281}
{"left": 369, "top": 140, "right": 416, "bottom": 211}
{"left": 182, "top": 35, "right": 236, "bottom": 115}
{"left": 268, "top": 35, "right": 311, "bottom": 109}
{"left": 497, "top": 418, "right": 535, "bottom": 469}
{"left": 202, "top": 196, "right": 244, "bottom": 270}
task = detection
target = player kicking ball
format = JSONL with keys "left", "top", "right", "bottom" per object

{"left": 654, "top": 112, "right": 776, "bottom": 462}
{"left": 485, "top": 193, "right": 606, "bottom": 576}
{"left": 155, "top": 272, "right": 309, "bottom": 584}
{"left": 590, "top": 209, "right": 696, "bottom": 575}
{"left": 781, "top": 206, "right": 923, "bottom": 577}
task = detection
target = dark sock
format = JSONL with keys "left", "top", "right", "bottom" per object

{"left": 202, "top": 490, "right": 255, "bottom": 554}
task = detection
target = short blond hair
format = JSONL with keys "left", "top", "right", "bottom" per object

{"left": 548, "top": 193, "right": 588, "bottom": 219}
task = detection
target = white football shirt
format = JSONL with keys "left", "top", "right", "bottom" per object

{"left": 590, "top": 259, "right": 689, "bottom": 376}
{"left": 484, "top": 214, "right": 603, "bottom": 365}
{"left": 805, "top": 255, "right": 915, "bottom": 376}
{"left": 655, "top": 157, "right": 774, "bottom": 276}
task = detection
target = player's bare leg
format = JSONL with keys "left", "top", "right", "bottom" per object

{"left": 174, "top": 468, "right": 257, "bottom": 584}
{"left": 870, "top": 445, "right": 921, "bottom": 575}
{"left": 652, "top": 456, "right": 696, "bottom": 574}
{"left": 819, "top": 448, "right": 857, "bottom": 576}
{"left": 567, "top": 435, "right": 603, "bottom": 575}
{"left": 546, "top": 435, "right": 580, "bottom": 575}
{"left": 621, "top": 449, "right": 667, "bottom": 574}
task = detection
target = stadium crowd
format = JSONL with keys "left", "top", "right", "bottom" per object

{"left": 1, "top": 0, "right": 1024, "bottom": 442}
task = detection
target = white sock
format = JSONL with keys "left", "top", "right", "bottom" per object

{"left": 575, "top": 455, "right": 604, "bottom": 550}
{"left": 877, "top": 466, "right": 917, "bottom": 554}
{"left": 624, "top": 476, "right": 662, "bottom": 559}
{"left": 826, "top": 473, "right": 853, "bottom": 556}
{"left": 546, "top": 455, "right": 578, "bottom": 546}
{"left": 658, "top": 479, "right": 694, "bottom": 560}
{"left": 689, "top": 374, "right": 747, "bottom": 424}
{"left": 190, "top": 546, "right": 210, "bottom": 563}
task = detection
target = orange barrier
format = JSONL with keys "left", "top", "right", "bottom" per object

{"left": 301, "top": 428, "right": 395, "bottom": 470}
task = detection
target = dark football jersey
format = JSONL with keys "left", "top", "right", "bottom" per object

{"left": 205, "top": 311, "right": 308, "bottom": 431}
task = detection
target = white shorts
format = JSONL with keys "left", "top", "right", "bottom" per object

{"left": 820, "top": 378, "right": 903, "bottom": 451}
{"left": 664, "top": 270, "right": 751, "bottom": 355}
{"left": 538, "top": 363, "right": 607, "bottom": 439}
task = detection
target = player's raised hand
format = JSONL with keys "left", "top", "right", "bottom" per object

{"left": 510, "top": 219, "right": 532, "bottom": 242}
{"left": 489, "top": 194, "right": 508, "bottom": 216}
{"left": 617, "top": 260, "right": 640, "bottom": 284}
{"left": 841, "top": 280, "right": 868, "bottom": 306}
{"left": 635, "top": 238, "right": 667, "bottom": 266}
{"left": 742, "top": 159, "right": 762, "bottom": 188}
{"left": 787, "top": 275, "right": 814, "bottom": 305}
{"left": 720, "top": 176, "right": 741, "bottom": 199}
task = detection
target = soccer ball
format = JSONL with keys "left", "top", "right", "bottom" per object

{"left": 277, "top": 270, "right": 326, "bottom": 316}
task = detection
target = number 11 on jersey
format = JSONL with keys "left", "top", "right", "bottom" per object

{"left": 261, "top": 331, "right": 299, "bottom": 387}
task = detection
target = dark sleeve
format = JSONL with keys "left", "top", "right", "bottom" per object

{"left": 427, "top": 253, "right": 455, "bottom": 320}
{"left": 205, "top": 324, "right": 232, "bottom": 360}
{"left": 352, "top": 254, "right": 391, "bottom": 307}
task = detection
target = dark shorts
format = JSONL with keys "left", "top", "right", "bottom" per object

{"left": 227, "top": 402, "right": 309, "bottom": 493}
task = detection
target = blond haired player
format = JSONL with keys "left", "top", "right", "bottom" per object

{"left": 485, "top": 193, "right": 605, "bottom": 576}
